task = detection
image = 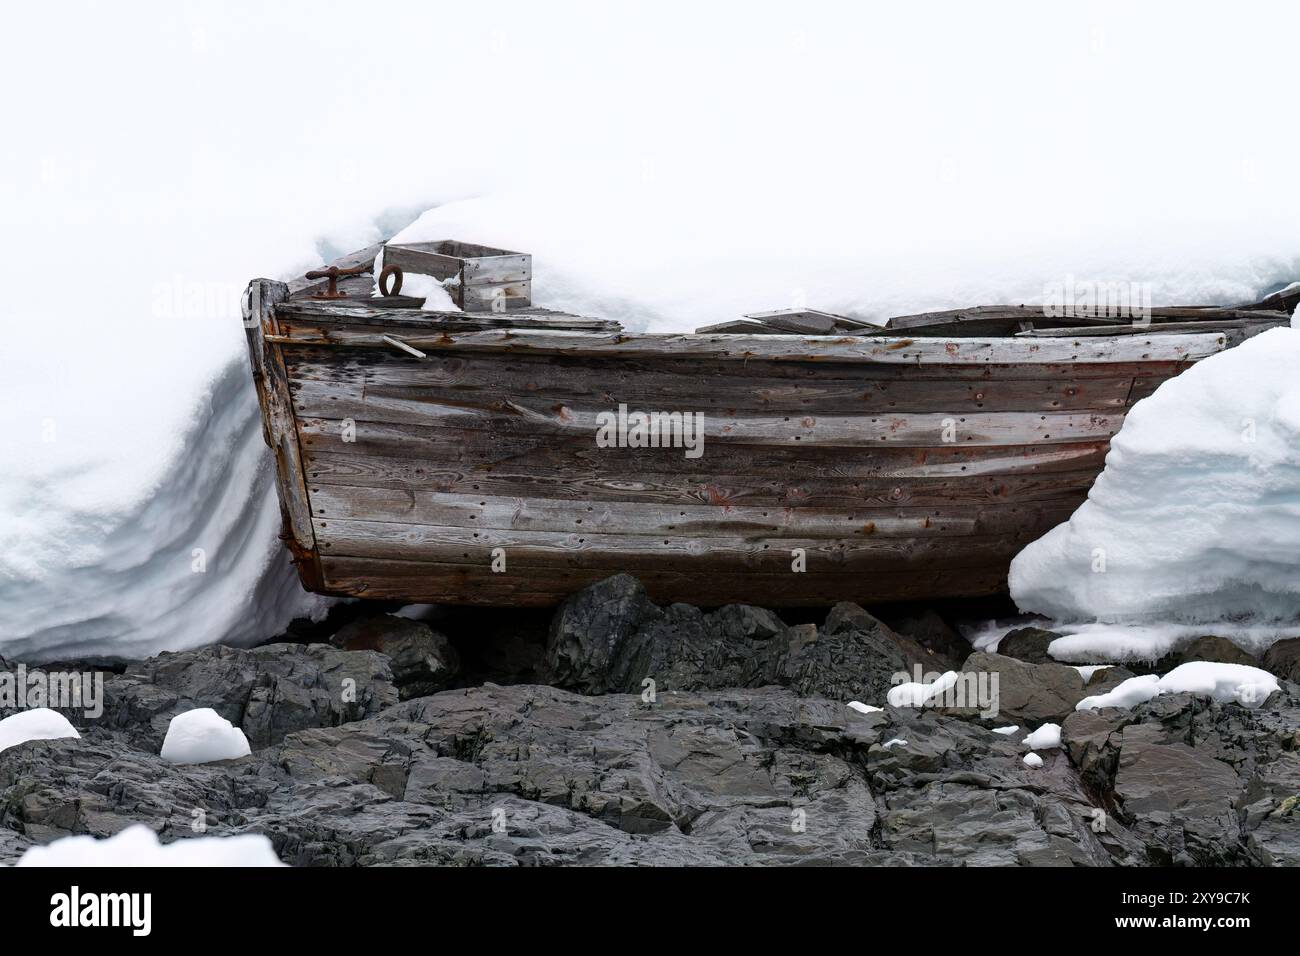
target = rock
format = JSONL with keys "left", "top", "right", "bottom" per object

{"left": 1061, "top": 685, "right": 1300, "bottom": 865}
{"left": 0, "top": 679, "right": 1119, "bottom": 867}
{"left": 874, "top": 607, "right": 971, "bottom": 663}
{"left": 775, "top": 618, "right": 917, "bottom": 704}
{"left": 544, "top": 579, "right": 939, "bottom": 704}
{"left": 960, "top": 652, "right": 1087, "bottom": 724}
{"left": 1262, "top": 637, "right": 1300, "bottom": 683}
{"left": 1084, "top": 666, "right": 1135, "bottom": 695}
{"left": 1156, "top": 635, "right": 1257, "bottom": 672}
{"left": 997, "top": 627, "right": 1061, "bottom": 665}
{"left": 97, "top": 643, "right": 398, "bottom": 750}
{"left": 712, "top": 604, "right": 788, "bottom": 641}
{"left": 5, "top": 638, "right": 1298, "bottom": 867}
{"left": 331, "top": 615, "right": 459, "bottom": 699}
{"left": 544, "top": 574, "right": 662, "bottom": 694}
{"left": 1112, "top": 718, "right": 1242, "bottom": 865}
{"left": 824, "top": 602, "right": 956, "bottom": 671}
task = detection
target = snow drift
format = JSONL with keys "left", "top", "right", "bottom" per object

{"left": 1076, "top": 662, "right": 1280, "bottom": 711}
{"left": 13, "top": 823, "right": 283, "bottom": 867}
{"left": 0, "top": 361, "right": 330, "bottom": 662}
{"left": 4, "top": 3, "right": 1300, "bottom": 660}
{"left": 1011, "top": 326, "right": 1300, "bottom": 626}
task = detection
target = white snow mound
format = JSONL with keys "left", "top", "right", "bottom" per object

{"left": 159, "top": 708, "right": 251, "bottom": 764}
{"left": 847, "top": 701, "right": 884, "bottom": 714}
{"left": 887, "top": 671, "right": 959, "bottom": 708}
{"left": 14, "top": 823, "right": 284, "bottom": 867}
{"left": 1077, "top": 662, "right": 1279, "bottom": 711}
{"left": 0, "top": 709, "right": 80, "bottom": 754}
{"left": 1023, "top": 753, "right": 1044, "bottom": 768}
{"left": 1011, "top": 327, "right": 1300, "bottom": 624}
{"left": 1022, "top": 723, "right": 1062, "bottom": 750}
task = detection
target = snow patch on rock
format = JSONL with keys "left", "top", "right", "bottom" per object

{"left": 13, "top": 824, "right": 283, "bottom": 867}
{"left": 160, "top": 708, "right": 251, "bottom": 764}
{"left": 1077, "top": 662, "right": 1278, "bottom": 711}
{"left": 0, "top": 709, "right": 80, "bottom": 754}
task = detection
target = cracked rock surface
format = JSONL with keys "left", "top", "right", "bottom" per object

{"left": 1, "top": 576, "right": 1296, "bottom": 866}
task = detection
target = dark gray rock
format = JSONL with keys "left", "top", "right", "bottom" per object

{"left": 1062, "top": 685, "right": 1300, "bottom": 865}
{"left": 544, "top": 578, "right": 939, "bottom": 704}
{"left": 960, "top": 652, "right": 1087, "bottom": 724}
{"left": 1157, "top": 635, "right": 1257, "bottom": 672}
{"left": 996, "top": 627, "right": 1061, "bottom": 665}
{"left": 5, "top": 599, "right": 1298, "bottom": 867}
{"left": 545, "top": 574, "right": 662, "bottom": 694}
{"left": 874, "top": 607, "right": 971, "bottom": 664}
{"left": 0, "top": 680, "right": 1126, "bottom": 867}
{"left": 331, "top": 615, "right": 459, "bottom": 699}
{"left": 1112, "top": 718, "right": 1242, "bottom": 865}
{"left": 96, "top": 643, "right": 398, "bottom": 750}
{"left": 1262, "top": 637, "right": 1300, "bottom": 683}
{"left": 1084, "top": 666, "right": 1136, "bottom": 696}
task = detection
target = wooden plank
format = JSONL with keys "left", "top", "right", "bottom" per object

{"left": 884, "top": 304, "right": 1286, "bottom": 332}
{"left": 306, "top": 485, "right": 1077, "bottom": 538}
{"left": 286, "top": 244, "right": 382, "bottom": 297}
{"left": 459, "top": 281, "right": 532, "bottom": 312}
{"left": 301, "top": 456, "right": 1098, "bottom": 512}
{"left": 291, "top": 400, "right": 1121, "bottom": 447}
{"left": 313, "top": 517, "right": 1037, "bottom": 573}
{"left": 297, "top": 425, "right": 1101, "bottom": 507}
{"left": 265, "top": 325, "right": 1229, "bottom": 364}
{"left": 242, "top": 278, "right": 323, "bottom": 588}
{"left": 695, "top": 319, "right": 788, "bottom": 334}
{"left": 302, "top": 437, "right": 1110, "bottom": 485}
{"left": 277, "top": 301, "right": 617, "bottom": 332}
{"left": 283, "top": 344, "right": 1191, "bottom": 383}
{"left": 297, "top": 419, "right": 1114, "bottom": 479}
{"left": 381, "top": 243, "right": 462, "bottom": 282}
{"left": 1016, "top": 318, "right": 1284, "bottom": 346}
{"left": 318, "top": 556, "right": 1012, "bottom": 605}
{"left": 287, "top": 365, "right": 1137, "bottom": 417}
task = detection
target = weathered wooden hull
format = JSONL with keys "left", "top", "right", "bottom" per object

{"left": 242, "top": 250, "right": 1239, "bottom": 608}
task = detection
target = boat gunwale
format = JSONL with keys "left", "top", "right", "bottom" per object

{"left": 264, "top": 320, "right": 1231, "bottom": 365}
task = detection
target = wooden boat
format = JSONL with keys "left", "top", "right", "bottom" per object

{"left": 242, "top": 244, "right": 1296, "bottom": 607}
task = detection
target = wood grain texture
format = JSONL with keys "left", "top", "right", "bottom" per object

{"left": 243, "top": 253, "right": 1239, "bottom": 607}
{"left": 318, "top": 556, "right": 1012, "bottom": 605}
{"left": 242, "top": 278, "right": 324, "bottom": 589}
{"left": 266, "top": 325, "right": 1228, "bottom": 364}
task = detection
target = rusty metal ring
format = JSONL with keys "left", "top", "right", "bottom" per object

{"left": 379, "top": 264, "right": 404, "bottom": 297}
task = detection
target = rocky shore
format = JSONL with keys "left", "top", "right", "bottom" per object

{"left": 2, "top": 574, "right": 1297, "bottom": 866}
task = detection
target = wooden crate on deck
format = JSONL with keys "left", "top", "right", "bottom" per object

{"left": 383, "top": 240, "right": 531, "bottom": 312}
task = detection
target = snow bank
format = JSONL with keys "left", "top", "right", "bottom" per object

{"left": 13, "top": 824, "right": 283, "bottom": 867}
{"left": 1077, "top": 675, "right": 1162, "bottom": 711}
{"left": 0, "top": 362, "right": 332, "bottom": 661}
{"left": 1157, "top": 661, "right": 1280, "bottom": 707}
{"left": 1012, "top": 328, "right": 1300, "bottom": 626}
{"left": 0, "top": 709, "right": 80, "bottom": 754}
{"left": 1023, "top": 753, "right": 1044, "bottom": 769}
{"left": 3, "top": 4, "right": 1300, "bottom": 660}
{"left": 1077, "top": 662, "right": 1278, "bottom": 711}
{"left": 160, "top": 708, "right": 251, "bottom": 764}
